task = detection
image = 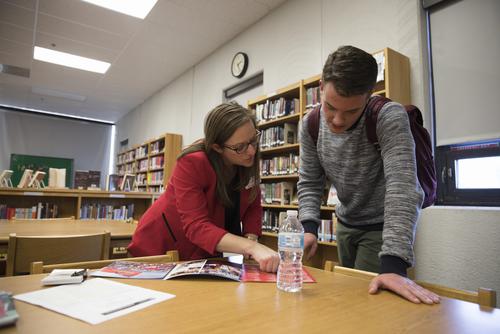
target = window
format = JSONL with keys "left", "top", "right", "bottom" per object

{"left": 425, "top": 0, "right": 500, "bottom": 206}
{"left": 436, "top": 140, "right": 500, "bottom": 206}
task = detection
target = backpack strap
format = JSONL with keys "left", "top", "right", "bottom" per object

{"left": 365, "top": 95, "right": 392, "bottom": 151}
{"left": 307, "top": 105, "right": 321, "bottom": 146}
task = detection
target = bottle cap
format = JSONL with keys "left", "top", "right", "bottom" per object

{"left": 286, "top": 210, "right": 298, "bottom": 216}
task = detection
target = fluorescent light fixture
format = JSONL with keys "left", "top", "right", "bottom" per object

{"left": 82, "top": 0, "right": 158, "bottom": 19}
{"left": 108, "top": 125, "right": 116, "bottom": 176}
{"left": 33, "top": 46, "right": 110, "bottom": 74}
{"left": 0, "top": 103, "right": 114, "bottom": 125}
{"left": 32, "top": 87, "right": 87, "bottom": 102}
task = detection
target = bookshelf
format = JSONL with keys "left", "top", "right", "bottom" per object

{"left": 0, "top": 188, "right": 159, "bottom": 221}
{"left": 116, "top": 133, "right": 182, "bottom": 193}
{"left": 249, "top": 47, "right": 411, "bottom": 269}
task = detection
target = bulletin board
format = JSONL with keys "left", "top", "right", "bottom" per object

{"left": 9, "top": 154, "right": 74, "bottom": 188}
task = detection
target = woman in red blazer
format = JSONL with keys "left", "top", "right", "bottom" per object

{"left": 128, "top": 102, "right": 279, "bottom": 272}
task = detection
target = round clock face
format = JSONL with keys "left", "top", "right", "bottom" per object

{"left": 231, "top": 52, "right": 248, "bottom": 78}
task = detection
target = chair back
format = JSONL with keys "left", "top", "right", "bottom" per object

{"left": 30, "top": 250, "right": 180, "bottom": 274}
{"left": 332, "top": 265, "right": 497, "bottom": 308}
{"left": 416, "top": 281, "right": 497, "bottom": 308}
{"left": 323, "top": 260, "right": 337, "bottom": 272}
{"left": 333, "top": 265, "right": 377, "bottom": 279}
{"left": 6, "top": 231, "right": 110, "bottom": 276}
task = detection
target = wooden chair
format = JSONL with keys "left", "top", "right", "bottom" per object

{"left": 331, "top": 264, "right": 497, "bottom": 308}
{"left": 6, "top": 231, "right": 110, "bottom": 276}
{"left": 30, "top": 250, "right": 180, "bottom": 274}
{"left": 324, "top": 260, "right": 415, "bottom": 278}
{"left": 323, "top": 260, "right": 338, "bottom": 272}
{"left": 416, "top": 281, "right": 496, "bottom": 308}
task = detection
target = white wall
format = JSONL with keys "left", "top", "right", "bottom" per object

{"left": 116, "top": 0, "right": 500, "bottom": 306}
{"left": 0, "top": 108, "right": 111, "bottom": 188}
{"left": 415, "top": 207, "right": 500, "bottom": 306}
{"left": 116, "top": 69, "right": 194, "bottom": 150}
{"left": 117, "top": 0, "right": 427, "bottom": 147}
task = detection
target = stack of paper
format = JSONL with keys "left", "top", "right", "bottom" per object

{"left": 41, "top": 269, "right": 87, "bottom": 286}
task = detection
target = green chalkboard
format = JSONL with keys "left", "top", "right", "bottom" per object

{"left": 10, "top": 154, "right": 74, "bottom": 188}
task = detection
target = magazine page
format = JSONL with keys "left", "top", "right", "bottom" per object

{"left": 90, "top": 261, "right": 177, "bottom": 279}
{"left": 163, "top": 260, "right": 206, "bottom": 279}
{"left": 241, "top": 264, "right": 316, "bottom": 283}
{"left": 197, "top": 260, "right": 242, "bottom": 281}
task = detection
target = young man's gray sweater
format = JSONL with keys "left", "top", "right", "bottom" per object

{"left": 297, "top": 102, "right": 424, "bottom": 275}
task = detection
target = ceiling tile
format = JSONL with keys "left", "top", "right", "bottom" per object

{"left": 0, "top": 50, "right": 32, "bottom": 68}
{"left": 0, "top": 37, "right": 32, "bottom": 56}
{"left": 35, "top": 31, "right": 118, "bottom": 63}
{"left": 36, "top": 12, "right": 129, "bottom": 53}
{"left": 1, "top": 0, "right": 289, "bottom": 122}
{"left": 0, "top": 0, "right": 35, "bottom": 29}
{"left": 0, "top": 22, "right": 33, "bottom": 45}
{"left": 38, "top": 0, "right": 139, "bottom": 36}
{"left": 2, "top": 0, "right": 36, "bottom": 11}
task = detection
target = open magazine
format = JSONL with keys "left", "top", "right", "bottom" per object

{"left": 90, "top": 259, "right": 315, "bottom": 283}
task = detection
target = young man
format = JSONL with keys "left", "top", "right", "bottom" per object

{"left": 298, "top": 45, "right": 439, "bottom": 304}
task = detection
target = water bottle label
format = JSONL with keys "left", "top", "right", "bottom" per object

{"left": 278, "top": 233, "right": 304, "bottom": 249}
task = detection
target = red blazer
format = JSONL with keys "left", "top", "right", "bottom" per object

{"left": 128, "top": 151, "right": 262, "bottom": 260}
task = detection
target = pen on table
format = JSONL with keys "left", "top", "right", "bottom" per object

{"left": 71, "top": 269, "right": 88, "bottom": 277}
{"left": 101, "top": 298, "right": 155, "bottom": 316}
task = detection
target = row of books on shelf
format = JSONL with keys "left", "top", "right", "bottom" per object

{"left": 74, "top": 170, "right": 101, "bottom": 190}
{"left": 318, "top": 218, "right": 337, "bottom": 243}
{"left": 259, "top": 123, "right": 297, "bottom": 149}
{"left": 150, "top": 156, "right": 164, "bottom": 169}
{"left": 117, "top": 139, "right": 165, "bottom": 163}
{"left": 260, "top": 153, "right": 299, "bottom": 176}
{"left": 148, "top": 184, "right": 164, "bottom": 193}
{"left": 119, "top": 162, "right": 137, "bottom": 174}
{"left": 138, "top": 160, "right": 148, "bottom": 171}
{"left": 119, "top": 162, "right": 165, "bottom": 175}
{"left": 136, "top": 173, "right": 147, "bottom": 186}
{"left": 262, "top": 209, "right": 336, "bottom": 243}
{"left": 148, "top": 171, "right": 164, "bottom": 185}
{"left": 135, "top": 145, "right": 148, "bottom": 159}
{"left": 117, "top": 151, "right": 135, "bottom": 164}
{"left": 255, "top": 97, "right": 300, "bottom": 123}
{"left": 79, "top": 203, "right": 134, "bottom": 220}
{"left": 260, "top": 182, "right": 296, "bottom": 206}
{"left": 0, "top": 203, "right": 59, "bottom": 220}
{"left": 150, "top": 140, "right": 165, "bottom": 155}
{"left": 260, "top": 182, "right": 340, "bottom": 208}
{"left": 305, "top": 86, "right": 321, "bottom": 111}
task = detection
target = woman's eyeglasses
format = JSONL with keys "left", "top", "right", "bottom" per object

{"left": 224, "top": 130, "right": 261, "bottom": 154}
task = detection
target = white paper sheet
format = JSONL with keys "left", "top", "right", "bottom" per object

{"left": 14, "top": 278, "right": 175, "bottom": 325}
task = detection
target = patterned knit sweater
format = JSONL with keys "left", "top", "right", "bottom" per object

{"left": 298, "top": 102, "right": 424, "bottom": 269}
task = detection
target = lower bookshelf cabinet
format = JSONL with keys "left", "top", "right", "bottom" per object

{"left": 0, "top": 188, "right": 158, "bottom": 221}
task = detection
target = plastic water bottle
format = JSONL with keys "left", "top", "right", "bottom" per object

{"left": 277, "top": 210, "right": 304, "bottom": 292}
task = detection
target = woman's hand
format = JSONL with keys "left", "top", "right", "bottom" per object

{"left": 216, "top": 233, "right": 279, "bottom": 272}
{"left": 245, "top": 242, "right": 280, "bottom": 273}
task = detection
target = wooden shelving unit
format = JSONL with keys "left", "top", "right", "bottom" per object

{"left": 116, "top": 133, "right": 182, "bottom": 193}
{"left": 0, "top": 188, "right": 159, "bottom": 221}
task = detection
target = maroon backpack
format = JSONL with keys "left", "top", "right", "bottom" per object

{"left": 307, "top": 96, "right": 437, "bottom": 208}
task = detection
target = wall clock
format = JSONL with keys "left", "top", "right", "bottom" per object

{"left": 231, "top": 52, "right": 248, "bottom": 78}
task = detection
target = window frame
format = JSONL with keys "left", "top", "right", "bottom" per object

{"left": 436, "top": 141, "right": 500, "bottom": 206}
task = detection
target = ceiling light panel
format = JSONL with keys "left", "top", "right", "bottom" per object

{"left": 81, "top": 0, "right": 158, "bottom": 19}
{"left": 33, "top": 46, "right": 111, "bottom": 74}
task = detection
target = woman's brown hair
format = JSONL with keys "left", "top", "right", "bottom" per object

{"left": 178, "top": 102, "right": 260, "bottom": 207}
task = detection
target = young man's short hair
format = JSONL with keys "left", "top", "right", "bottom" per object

{"left": 322, "top": 45, "right": 378, "bottom": 97}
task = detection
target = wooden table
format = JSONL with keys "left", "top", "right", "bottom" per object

{"left": 0, "top": 220, "right": 137, "bottom": 262}
{"left": 1, "top": 267, "right": 498, "bottom": 333}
